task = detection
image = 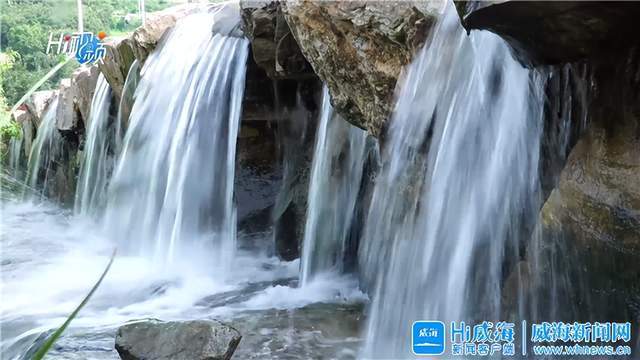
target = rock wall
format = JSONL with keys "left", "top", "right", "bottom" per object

{"left": 453, "top": 2, "right": 640, "bottom": 323}
{"left": 56, "top": 65, "right": 99, "bottom": 134}
{"left": 281, "top": 1, "right": 441, "bottom": 136}
{"left": 533, "top": 51, "right": 640, "bottom": 319}
{"left": 241, "top": 1, "right": 315, "bottom": 79}
{"left": 456, "top": 1, "right": 640, "bottom": 65}
{"left": 240, "top": 1, "right": 441, "bottom": 136}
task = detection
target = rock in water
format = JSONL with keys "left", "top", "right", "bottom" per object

{"left": 115, "top": 319, "right": 242, "bottom": 360}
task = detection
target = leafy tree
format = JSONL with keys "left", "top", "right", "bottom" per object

{"left": 1, "top": 0, "right": 174, "bottom": 106}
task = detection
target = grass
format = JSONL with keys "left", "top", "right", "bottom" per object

{"left": 31, "top": 249, "right": 116, "bottom": 360}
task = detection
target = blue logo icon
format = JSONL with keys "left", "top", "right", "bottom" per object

{"left": 75, "top": 33, "right": 106, "bottom": 64}
{"left": 412, "top": 321, "right": 445, "bottom": 355}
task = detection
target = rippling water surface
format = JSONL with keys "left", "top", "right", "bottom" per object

{"left": 0, "top": 176, "right": 366, "bottom": 359}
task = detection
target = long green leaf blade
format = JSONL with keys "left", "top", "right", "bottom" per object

{"left": 31, "top": 249, "right": 116, "bottom": 360}
{"left": 10, "top": 57, "right": 72, "bottom": 115}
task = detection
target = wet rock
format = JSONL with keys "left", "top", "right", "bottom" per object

{"left": 282, "top": 0, "right": 441, "bottom": 136}
{"left": 196, "top": 278, "right": 297, "bottom": 308}
{"left": 539, "top": 118, "right": 640, "bottom": 295}
{"left": 235, "top": 121, "right": 280, "bottom": 237}
{"left": 56, "top": 65, "right": 99, "bottom": 132}
{"left": 25, "top": 90, "right": 57, "bottom": 128}
{"left": 230, "top": 302, "right": 364, "bottom": 359}
{"left": 456, "top": 1, "right": 640, "bottom": 65}
{"left": 99, "top": 37, "right": 136, "bottom": 99}
{"left": 271, "top": 79, "right": 321, "bottom": 260}
{"left": 11, "top": 108, "right": 35, "bottom": 158}
{"left": 534, "top": 52, "right": 640, "bottom": 321}
{"left": 500, "top": 260, "right": 530, "bottom": 322}
{"left": 132, "top": 5, "right": 204, "bottom": 63}
{"left": 240, "top": 1, "right": 315, "bottom": 79}
{"left": 115, "top": 319, "right": 242, "bottom": 360}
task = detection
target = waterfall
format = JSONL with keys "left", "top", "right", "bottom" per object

{"left": 360, "top": 5, "right": 545, "bottom": 357}
{"left": 8, "top": 136, "right": 23, "bottom": 176}
{"left": 103, "top": 8, "right": 248, "bottom": 267}
{"left": 115, "top": 59, "right": 140, "bottom": 154}
{"left": 25, "top": 97, "right": 60, "bottom": 195}
{"left": 74, "top": 74, "right": 113, "bottom": 216}
{"left": 300, "top": 88, "right": 368, "bottom": 285}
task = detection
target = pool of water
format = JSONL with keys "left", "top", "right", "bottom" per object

{"left": 0, "top": 183, "right": 366, "bottom": 359}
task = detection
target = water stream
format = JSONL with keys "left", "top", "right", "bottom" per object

{"left": 8, "top": 137, "right": 23, "bottom": 176}
{"left": 24, "top": 96, "right": 61, "bottom": 198}
{"left": 115, "top": 59, "right": 140, "bottom": 154}
{"left": 300, "top": 88, "right": 368, "bottom": 285}
{"left": 1, "top": 2, "right": 598, "bottom": 359}
{"left": 75, "top": 74, "right": 113, "bottom": 216}
{"left": 2, "top": 7, "right": 365, "bottom": 359}
{"left": 360, "top": 5, "right": 545, "bottom": 357}
{"left": 102, "top": 10, "right": 247, "bottom": 267}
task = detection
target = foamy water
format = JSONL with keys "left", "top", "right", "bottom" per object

{"left": 1, "top": 197, "right": 366, "bottom": 359}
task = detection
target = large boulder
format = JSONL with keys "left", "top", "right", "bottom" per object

{"left": 240, "top": 1, "right": 315, "bottom": 79}
{"left": 56, "top": 65, "right": 99, "bottom": 132}
{"left": 25, "top": 90, "right": 57, "bottom": 128}
{"left": 115, "top": 319, "right": 242, "bottom": 360}
{"left": 539, "top": 118, "right": 640, "bottom": 293}
{"left": 456, "top": 1, "right": 640, "bottom": 65}
{"left": 99, "top": 37, "right": 136, "bottom": 99}
{"left": 281, "top": 0, "right": 441, "bottom": 136}
{"left": 11, "top": 108, "right": 36, "bottom": 158}
{"left": 529, "top": 50, "right": 640, "bottom": 322}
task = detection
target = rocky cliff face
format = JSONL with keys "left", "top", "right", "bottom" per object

{"left": 56, "top": 65, "right": 99, "bottom": 133}
{"left": 534, "top": 52, "right": 640, "bottom": 319}
{"left": 453, "top": 1, "right": 640, "bottom": 322}
{"left": 456, "top": 1, "right": 640, "bottom": 65}
{"left": 240, "top": 1, "right": 441, "bottom": 136}
{"left": 283, "top": 1, "right": 441, "bottom": 136}
{"left": 241, "top": 1, "right": 315, "bottom": 79}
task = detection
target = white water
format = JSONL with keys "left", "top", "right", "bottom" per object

{"left": 102, "top": 11, "right": 247, "bottom": 267}
{"left": 115, "top": 59, "right": 140, "bottom": 154}
{"left": 0, "top": 198, "right": 365, "bottom": 359}
{"left": 300, "top": 88, "right": 368, "bottom": 285}
{"left": 360, "top": 5, "right": 545, "bottom": 357}
{"left": 75, "top": 74, "right": 113, "bottom": 216}
{"left": 8, "top": 137, "right": 23, "bottom": 175}
{"left": 24, "top": 97, "right": 60, "bottom": 195}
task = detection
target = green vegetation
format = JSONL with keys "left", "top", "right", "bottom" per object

{"left": 0, "top": 51, "right": 19, "bottom": 141}
{"left": 0, "top": 120, "right": 21, "bottom": 139}
{"left": 31, "top": 249, "right": 116, "bottom": 360}
{"left": 0, "top": 0, "right": 174, "bottom": 110}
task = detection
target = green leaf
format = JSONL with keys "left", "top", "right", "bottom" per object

{"left": 10, "top": 57, "right": 72, "bottom": 115}
{"left": 31, "top": 249, "right": 117, "bottom": 360}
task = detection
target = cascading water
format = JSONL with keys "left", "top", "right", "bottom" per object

{"left": 24, "top": 97, "right": 60, "bottom": 196}
{"left": 360, "top": 4, "right": 545, "bottom": 357}
{"left": 74, "top": 74, "right": 113, "bottom": 216}
{"left": 8, "top": 136, "right": 23, "bottom": 175}
{"left": 102, "top": 8, "right": 248, "bottom": 267}
{"left": 115, "top": 59, "right": 140, "bottom": 154}
{"left": 300, "top": 88, "right": 368, "bottom": 285}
